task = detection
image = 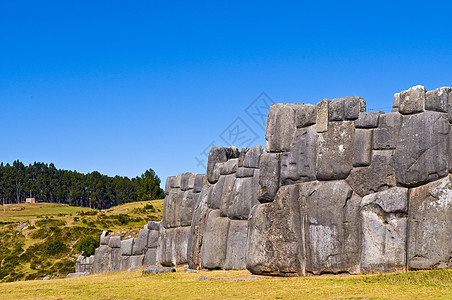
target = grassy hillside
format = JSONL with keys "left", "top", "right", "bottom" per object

{"left": 0, "top": 200, "right": 163, "bottom": 282}
{"left": 0, "top": 268, "right": 450, "bottom": 299}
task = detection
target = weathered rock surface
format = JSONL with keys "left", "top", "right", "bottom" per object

{"left": 207, "top": 147, "right": 228, "bottom": 184}
{"left": 142, "top": 266, "right": 176, "bottom": 275}
{"left": 296, "top": 104, "right": 316, "bottom": 128}
{"left": 91, "top": 245, "right": 112, "bottom": 274}
{"left": 265, "top": 103, "right": 297, "bottom": 152}
{"left": 316, "top": 121, "right": 354, "bottom": 180}
{"left": 408, "top": 176, "right": 452, "bottom": 269}
{"left": 200, "top": 210, "right": 230, "bottom": 269}
{"left": 258, "top": 153, "right": 280, "bottom": 203}
{"left": 222, "top": 220, "right": 249, "bottom": 270}
{"left": 398, "top": 85, "right": 426, "bottom": 114}
{"left": 360, "top": 188, "right": 408, "bottom": 273}
{"left": 393, "top": 111, "right": 449, "bottom": 187}
{"left": 373, "top": 112, "right": 402, "bottom": 150}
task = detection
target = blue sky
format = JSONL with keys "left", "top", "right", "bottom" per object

{"left": 1, "top": 1, "right": 452, "bottom": 186}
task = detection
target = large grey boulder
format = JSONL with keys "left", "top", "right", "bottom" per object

{"left": 408, "top": 176, "right": 452, "bottom": 269}
{"left": 353, "top": 129, "right": 373, "bottom": 167}
{"left": 147, "top": 221, "right": 160, "bottom": 231}
{"left": 142, "top": 266, "right": 176, "bottom": 275}
{"left": 129, "top": 255, "right": 144, "bottom": 270}
{"left": 193, "top": 174, "right": 205, "bottom": 193}
{"left": 180, "top": 172, "right": 196, "bottom": 191}
{"left": 180, "top": 190, "right": 195, "bottom": 226}
{"left": 147, "top": 230, "right": 159, "bottom": 248}
{"left": 373, "top": 112, "right": 402, "bottom": 150}
{"left": 200, "top": 210, "right": 230, "bottom": 269}
{"left": 121, "top": 238, "right": 134, "bottom": 256}
{"left": 100, "top": 231, "right": 110, "bottom": 245}
{"left": 344, "top": 96, "right": 366, "bottom": 120}
{"left": 162, "top": 189, "right": 184, "bottom": 228}
{"left": 360, "top": 188, "right": 408, "bottom": 273}
{"left": 158, "top": 227, "right": 191, "bottom": 267}
{"left": 243, "top": 145, "right": 263, "bottom": 168}
{"left": 393, "top": 111, "right": 449, "bottom": 187}
{"left": 316, "top": 99, "right": 330, "bottom": 133}
{"left": 425, "top": 87, "right": 451, "bottom": 113}
{"left": 222, "top": 220, "right": 248, "bottom": 270}
{"left": 301, "top": 181, "right": 360, "bottom": 274}
{"left": 110, "top": 248, "right": 121, "bottom": 272}
{"left": 132, "top": 229, "right": 149, "bottom": 255}
{"left": 280, "top": 126, "right": 317, "bottom": 185}
{"left": 247, "top": 184, "right": 303, "bottom": 276}
{"left": 208, "top": 175, "right": 225, "bottom": 209}
{"left": 295, "top": 104, "right": 316, "bottom": 128}
{"left": 219, "top": 174, "right": 236, "bottom": 217}
{"left": 258, "top": 152, "right": 280, "bottom": 203}
{"left": 207, "top": 147, "right": 228, "bottom": 184}
{"left": 328, "top": 97, "right": 344, "bottom": 121}
{"left": 108, "top": 236, "right": 122, "bottom": 248}
{"left": 187, "top": 186, "right": 211, "bottom": 269}
{"left": 91, "top": 245, "right": 112, "bottom": 274}
{"left": 220, "top": 158, "right": 238, "bottom": 175}
{"left": 354, "top": 111, "right": 383, "bottom": 128}
{"left": 265, "top": 103, "right": 297, "bottom": 152}
{"left": 236, "top": 167, "right": 255, "bottom": 178}
{"left": 227, "top": 177, "right": 259, "bottom": 220}
{"left": 316, "top": 121, "right": 354, "bottom": 180}
{"left": 347, "top": 150, "right": 396, "bottom": 197}
{"left": 398, "top": 85, "right": 426, "bottom": 114}
{"left": 143, "top": 248, "right": 157, "bottom": 266}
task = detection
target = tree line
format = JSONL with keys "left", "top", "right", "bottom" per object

{"left": 0, "top": 160, "right": 165, "bottom": 209}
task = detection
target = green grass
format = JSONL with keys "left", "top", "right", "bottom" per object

{"left": 0, "top": 268, "right": 450, "bottom": 299}
{"left": 0, "top": 200, "right": 164, "bottom": 282}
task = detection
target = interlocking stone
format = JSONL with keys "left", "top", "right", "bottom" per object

{"left": 200, "top": 210, "right": 230, "bottom": 269}
{"left": 398, "top": 85, "right": 426, "bottom": 114}
{"left": 360, "top": 188, "right": 408, "bottom": 273}
{"left": 316, "top": 121, "right": 354, "bottom": 180}
{"left": 258, "top": 152, "right": 280, "bottom": 203}
{"left": 295, "top": 104, "right": 316, "bottom": 128}
{"left": 207, "top": 147, "right": 228, "bottom": 184}
{"left": 180, "top": 172, "right": 196, "bottom": 191}
{"left": 243, "top": 145, "right": 263, "bottom": 168}
{"left": 328, "top": 97, "right": 344, "bottom": 121}
{"left": 408, "top": 176, "right": 452, "bottom": 269}
{"left": 393, "top": 111, "right": 449, "bottom": 187}
{"left": 344, "top": 96, "right": 366, "bottom": 120}
{"left": 355, "top": 111, "right": 383, "bottom": 128}
{"left": 222, "top": 220, "right": 248, "bottom": 270}
{"left": 316, "top": 99, "right": 330, "bottom": 133}
{"left": 121, "top": 239, "right": 133, "bottom": 256}
{"left": 265, "top": 103, "right": 297, "bottom": 152}
{"left": 353, "top": 129, "right": 372, "bottom": 167}
{"left": 373, "top": 112, "right": 402, "bottom": 150}
{"left": 425, "top": 87, "right": 451, "bottom": 113}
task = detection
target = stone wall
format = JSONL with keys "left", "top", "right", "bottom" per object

{"left": 76, "top": 85, "right": 451, "bottom": 277}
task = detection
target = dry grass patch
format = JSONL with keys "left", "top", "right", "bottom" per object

{"left": 0, "top": 269, "right": 450, "bottom": 300}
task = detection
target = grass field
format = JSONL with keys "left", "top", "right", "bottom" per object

{"left": 0, "top": 268, "right": 450, "bottom": 299}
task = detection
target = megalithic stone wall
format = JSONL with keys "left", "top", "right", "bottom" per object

{"left": 157, "top": 172, "right": 204, "bottom": 266}
{"left": 246, "top": 85, "right": 452, "bottom": 275}
{"left": 78, "top": 85, "right": 451, "bottom": 277}
{"left": 187, "top": 145, "right": 262, "bottom": 270}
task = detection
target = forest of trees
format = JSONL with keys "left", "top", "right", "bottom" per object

{"left": 0, "top": 160, "right": 165, "bottom": 209}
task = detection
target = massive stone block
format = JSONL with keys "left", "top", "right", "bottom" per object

{"left": 121, "top": 239, "right": 133, "bottom": 256}
{"left": 247, "top": 184, "right": 303, "bottom": 276}
{"left": 360, "top": 188, "right": 408, "bottom": 273}
{"left": 220, "top": 158, "right": 238, "bottom": 175}
{"left": 91, "top": 245, "right": 112, "bottom": 274}
{"left": 301, "top": 181, "right": 360, "bottom": 274}
{"left": 265, "top": 103, "right": 297, "bottom": 152}
{"left": 220, "top": 174, "right": 237, "bottom": 217}
{"left": 180, "top": 172, "right": 196, "bottom": 191}
{"left": 328, "top": 97, "right": 344, "bottom": 121}
{"left": 347, "top": 150, "right": 396, "bottom": 197}
{"left": 316, "top": 99, "right": 330, "bottom": 133}
{"left": 353, "top": 129, "right": 372, "bottom": 167}
{"left": 316, "top": 121, "right": 354, "bottom": 180}
{"left": 398, "top": 85, "right": 426, "bottom": 114}
{"left": 158, "top": 227, "right": 191, "bottom": 266}
{"left": 162, "top": 189, "right": 184, "bottom": 228}
{"left": 425, "top": 87, "right": 451, "bottom": 113}
{"left": 147, "top": 230, "right": 159, "bottom": 248}
{"left": 208, "top": 175, "right": 225, "bottom": 209}
{"left": 207, "top": 147, "right": 228, "bottom": 184}
{"left": 180, "top": 190, "right": 195, "bottom": 226}
{"left": 108, "top": 236, "right": 122, "bottom": 248}
{"left": 132, "top": 229, "right": 149, "bottom": 256}
{"left": 187, "top": 185, "right": 211, "bottom": 269}
{"left": 193, "top": 174, "right": 205, "bottom": 193}
{"left": 228, "top": 177, "right": 259, "bottom": 220}
{"left": 355, "top": 111, "right": 383, "bottom": 128}
{"left": 243, "top": 145, "right": 263, "bottom": 168}
{"left": 344, "top": 96, "right": 366, "bottom": 120}
{"left": 373, "top": 112, "right": 402, "bottom": 150}
{"left": 296, "top": 104, "right": 316, "bottom": 128}
{"left": 408, "top": 176, "right": 452, "bottom": 269}
{"left": 144, "top": 248, "right": 157, "bottom": 266}
{"left": 200, "top": 210, "right": 230, "bottom": 269}
{"left": 258, "top": 152, "right": 280, "bottom": 203}
{"left": 394, "top": 111, "right": 449, "bottom": 187}
{"left": 280, "top": 126, "right": 317, "bottom": 184}
{"left": 222, "top": 220, "right": 249, "bottom": 270}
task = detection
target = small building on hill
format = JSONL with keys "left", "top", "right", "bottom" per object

{"left": 25, "top": 198, "right": 36, "bottom": 204}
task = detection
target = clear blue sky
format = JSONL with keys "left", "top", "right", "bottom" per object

{"left": 1, "top": 1, "right": 452, "bottom": 187}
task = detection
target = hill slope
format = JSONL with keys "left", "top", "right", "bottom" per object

{"left": 0, "top": 200, "right": 163, "bottom": 282}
